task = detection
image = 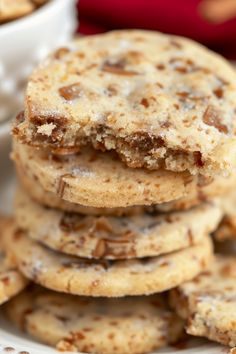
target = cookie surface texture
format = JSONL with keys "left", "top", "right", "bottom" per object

{"left": 5, "top": 286, "right": 184, "bottom": 354}
{"left": 4, "top": 225, "right": 213, "bottom": 297}
{"left": 15, "top": 188, "right": 222, "bottom": 259}
{"left": 13, "top": 30, "right": 236, "bottom": 176}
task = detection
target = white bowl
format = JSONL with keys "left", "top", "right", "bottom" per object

{"left": 0, "top": 0, "right": 77, "bottom": 123}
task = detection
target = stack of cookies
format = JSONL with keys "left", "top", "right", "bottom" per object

{"left": 4, "top": 30, "right": 236, "bottom": 353}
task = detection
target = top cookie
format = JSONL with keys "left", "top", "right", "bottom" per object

{"left": 13, "top": 30, "right": 236, "bottom": 176}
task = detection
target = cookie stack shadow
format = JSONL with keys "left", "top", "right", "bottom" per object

{"left": 4, "top": 30, "right": 236, "bottom": 353}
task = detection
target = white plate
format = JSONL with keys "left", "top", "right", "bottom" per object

{"left": 0, "top": 125, "right": 226, "bottom": 353}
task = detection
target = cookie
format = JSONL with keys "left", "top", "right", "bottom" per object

{"left": 0, "top": 0, "right": 34, "bottom": 22}
{"left": 17, "top": 161, "right": 236, "bottom": 214}
{"left": 12, "top": 141, "right": 197, "bottom": 208}
{"left": 0, "top": 217, "right": 28, "bottom": 305}
{"left": 12, "top": 141, "right": 236, "bottom": 208}
{"left": 4, "top": 225, "right": 213, "bottom": 297}
{"left": 13, "top": 30, "right": 236, "bottom": 176}
{"left": 169, "top": 256, "right": 236, "bottom": 347}
{"left": 16, "top": 165, "right": 146, "bottom": 216}
{"left": 214, "top": 192, "right": 236, "bottom": 241}
{"left": 5, "top": 286, "right": 184, "bottom": 354}
{"left": 15, "top": 188, "right": 222, "bottom": 259}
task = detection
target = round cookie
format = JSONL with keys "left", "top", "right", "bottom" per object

{"left": 17, "top": 161, "right": 236, "bottom": 213}
{"left": 214, "top": 192, "right": 236, "bottom": 241}
{"left": 15, "top": 188, "right": 222, "bottom": 259}
{"left": 12, "top": 141, "right": 197, "bottom": 208}
{"left": 12, "top": 141, "right": 236, "bottom": 208}
{"left": 0, "top": 0, "right": 34, "bottom": 23}
{"left": 0, "top": 217, "right": 28, "bottom": 305}
{"left": 13, "top": 30, "right": 236, "bottom": 176}
{"left": 5, "top": 286, "right": 184, "bottom": 354}
{"left": 169, "top": 255, "right": 236, "bottom": 347}
{"left": 4, "top": 225, "right": 213, "bottom": 297}
{"left": 16, "top": 165, "right": 145, "bottom": 216}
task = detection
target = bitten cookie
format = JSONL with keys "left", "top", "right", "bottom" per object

{"left": 4, "top": 225, "right": 213, "bottom": 297}
{"left": 0, "top": 217, "right": 28, "bottom": 304}
{"left": 5, "top": 286, "right": 184, "bottom": 354}
{"left": 15, "top": 188, "right": 222, "bottom": 259}
{"left": 13, "top": 30, "right": 236, "bottom": 176}
{"left": 12, "top": 141, "right": 236, "bottom": 208}
{"left": 169, "top": 256, "right": 236, "bottom": 347}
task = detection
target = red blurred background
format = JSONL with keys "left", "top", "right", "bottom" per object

{"left": 78, "top": 0, "right": 236, "bottom": 58}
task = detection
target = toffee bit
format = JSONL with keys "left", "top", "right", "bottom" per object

{"left": 160, "top": 120, "right": 171, "bottom": 128}
{"left": 57, "top": 174, "right": 72, "bottom": 198}
{"left": 59, "top": 83, "right": 81, "bottom": 101}
{"left": 193, "top": 151, "right": 204, "bottom": 168}
{"left": 140, "top": 98, "right": 149, "bottom": 108}
{"left": 102, "top": 59, "right": 139, "bottom": 76}
{"left": 176, "top": 91, "right": 190, "bottom": 98}
{"left": 175, "top": 67, "right": 188, "bottom": 73}
{"left": 54, "top": 47, "right": 70, "bottom": 60}
{"left": 93, "top": 239, "right": 107, "bottom": 258}
{"left": 156, "top": 63, "right": 165, "bottom": 70}
{"left": 203, "top": 105, "right": 228, "bottom": 134}
{"left": 213, "top": 87, "right": 224, "bottom": 99}
{"left": 106, "top": 84, "right": 118, "bottom": 96}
